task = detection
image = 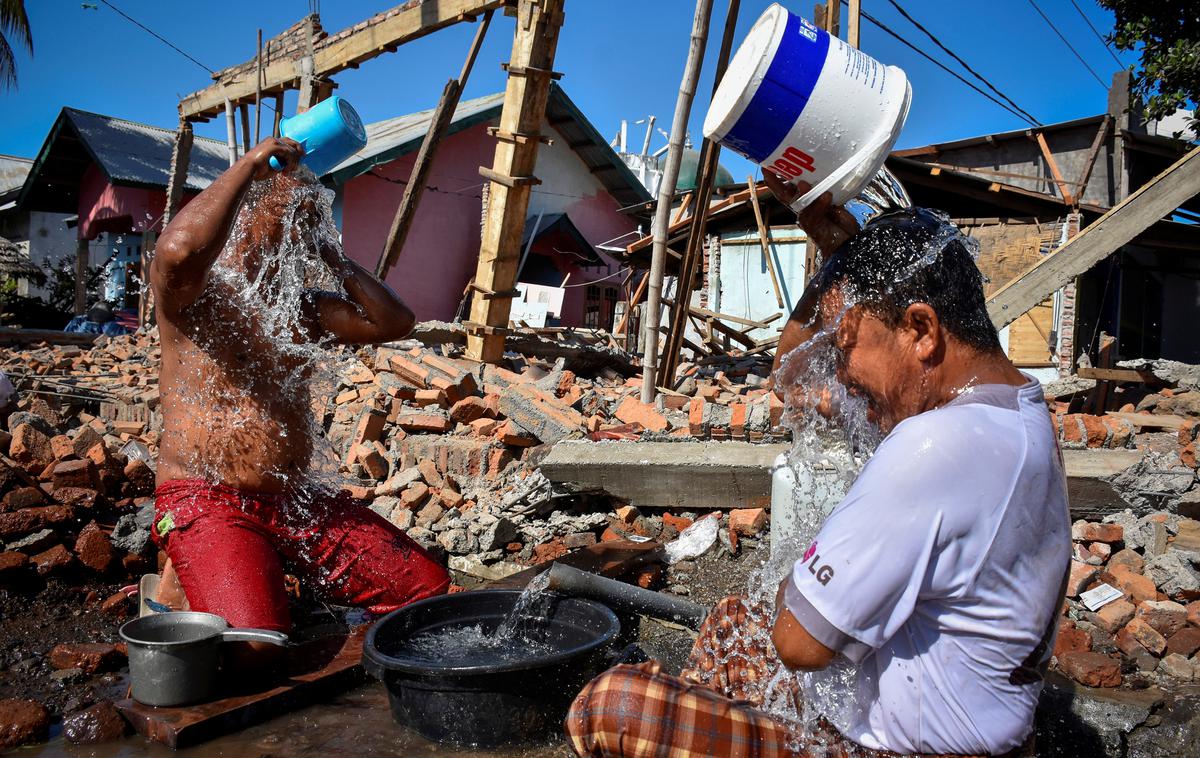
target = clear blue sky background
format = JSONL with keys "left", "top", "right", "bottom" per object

{"left": 1, "top": 0, "right": 1136, "bottom": 181}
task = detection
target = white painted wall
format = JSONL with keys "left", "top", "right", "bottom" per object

{"left": 713, "top": 230, "right": 808, "bottom": 342}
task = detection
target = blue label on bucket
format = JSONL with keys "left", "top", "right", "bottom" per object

{"left": 722, "top": 13, "right": 830, "bottom": 164}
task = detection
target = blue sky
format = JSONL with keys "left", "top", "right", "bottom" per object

{"left": 1, "top": 0, "right": 1135, "bottom": 180}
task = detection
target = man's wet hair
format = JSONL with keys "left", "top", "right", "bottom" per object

{"left": 812, "top": 208, "right": 1003, "bottom": 353}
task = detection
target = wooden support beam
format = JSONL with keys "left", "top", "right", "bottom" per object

{"left": 1077, "top": 366, "right": 1157, "bottom": 383}
{"left": 273, "top": 93, "right": 284, "bottom": 137}
{"left": 1090, "top": 332, "right": 1115, "bottom": 414}
{"left": 747, "top": 176, "right": 785, "bottom": 308}
{"left": 658, "top": 0, "right": 740, "bottom": 387}
{"left": 988, "top": 145, "right": 1200, "bottom": 328}
{"left": 180, "top": 1, "right": 505, "bottom": 120}
{"left": 465, "top": 0, "right": 566, "bottom": 363}
{"left": 162, "top": 120, "right": 193, "bottom": 228}
{"left": 1031, "top": 130, "right": 1075, "bottom": 206}
{"left": 254, "top": 29, "right": 264, "bottom": 143}
{"left": 847, "top": 0, "right": 861, "bottom": 47}
{"left": 375, "top": 10, "right": 493, "bottom": 280}
{"left": 1074, "top": 115, "right": 1111, "bottom": 200}
{"left": 239, "top": 103, "right": 251, "bottom": 155}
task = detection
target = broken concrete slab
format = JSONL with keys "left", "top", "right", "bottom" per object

{"left": 541, "top": 441, "right": 787, "bottom": 510}
{"left": 542, "top": 442, "right": 1145, "bottom": 516}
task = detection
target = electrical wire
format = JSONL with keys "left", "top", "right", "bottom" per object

{"left": 97, "top": 0, "right": 214, "bottom": 74}
{"left": 1068, "top": 0, "right": 1124, "bottom": 68}
{"left": 1025, "top": 0, "right": 1108, "bottom": 89}
{"left": 859, "top": 9, "right": 1040, "bottom": 127}
{"left": 882, "top": 0, "right": 1042, "bottom": 126}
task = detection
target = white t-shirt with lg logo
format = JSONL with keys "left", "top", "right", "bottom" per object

{"left": 784, "top": 378, "right": 1070, "bottom": 755}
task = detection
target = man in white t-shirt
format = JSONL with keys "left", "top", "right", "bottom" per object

{"left": 566, "top": 196, "right": 1069, "bottom": 757}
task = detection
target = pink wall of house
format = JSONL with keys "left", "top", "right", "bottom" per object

{"left": 76, "top": 163, "right": 198, "bottom": 240}
{"left": 339, "top": 119, "right": 639, "bottom": 327}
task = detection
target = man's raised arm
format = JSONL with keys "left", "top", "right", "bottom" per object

{"left": 152, "top": 138, "right": 303, "bottom": 314}
{"left": 304, "top": 245, "right": 415, "bottom": 345}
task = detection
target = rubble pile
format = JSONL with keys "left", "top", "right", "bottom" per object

{"left": 1, "top": 332, "right": 161, "bottom": 615}
{"left": 1053, "top": 510, "right": 1200, "bottom": 688}
{"left": 318, "top": 341, "right": 784, "bottom": 576}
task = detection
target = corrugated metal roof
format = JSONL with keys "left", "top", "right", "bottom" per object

{"left": 63, "top": 108, "right": 229, "bottom": 191}
{"left": 325, "top": 92, "right": 505, "bottom": 185}
{"left": 325, "top": 85, "right": 651, "bottom": 210}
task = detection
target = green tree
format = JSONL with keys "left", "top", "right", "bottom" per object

{"left": 0, "top": 0, "right": 32, "bottom": 90}
{"left": 1098, "top": 0, "right": 1200, "bottom": 132}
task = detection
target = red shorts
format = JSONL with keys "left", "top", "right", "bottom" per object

{"left": 153, "top": 479, "right": 450, "bottom": 632}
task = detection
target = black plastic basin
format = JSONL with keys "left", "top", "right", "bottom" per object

{"left": 362, "top": 589, "right": 620, "bottom": 747}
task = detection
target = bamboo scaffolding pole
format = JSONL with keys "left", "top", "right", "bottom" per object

{"left": 640, "top": 0, "right": 715, "bottom": 404}
{"left": 254, "top": 29, "right": 263, "bottom": 142}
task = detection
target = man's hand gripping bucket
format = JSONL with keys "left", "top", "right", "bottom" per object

{"left": 703, "top": 3, "right": 911, "bottom": 213}
{"left": 268, "top": 95, "right": 368, "bottom": 177}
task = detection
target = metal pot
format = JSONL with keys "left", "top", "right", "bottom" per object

{"left": 119, "top": 612, "right": 289, "bottom": 707}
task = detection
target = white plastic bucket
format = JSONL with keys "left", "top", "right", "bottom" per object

{"left": 704, "top": 3, "right": 911, "bottom": 212}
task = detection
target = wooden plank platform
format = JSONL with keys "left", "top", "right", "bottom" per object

{"left": 114, "top": 539, "right": 662, "bottom": 748}
{"left": 116, "top": 628, "right": 369, "bottom": 749}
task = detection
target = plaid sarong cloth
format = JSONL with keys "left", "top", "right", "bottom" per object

{"left": 565, "top": 596, "right": 1031, "bottom": 758}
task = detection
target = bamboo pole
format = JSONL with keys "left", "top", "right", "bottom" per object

{"left": 239, "top": 103, "right": 251, "bottom": 156}
{"left": 657, "top": 0, "right": 741, "bottom": 389}
{"left": 273, "top": 93, "right": 284, "bottom": 137}
{"left": 640, "top": 0, "right": 715, "bottom": 404}
{"left": 254, "top": 29, "right": 263, "bottom": 142}
{"left": 747, "top": 177, "right": 785, "bottom": 308}
{"left": 223, "top": 98, "right": 238, "bottom": 166}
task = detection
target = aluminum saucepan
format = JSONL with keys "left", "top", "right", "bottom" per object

{"left": 119, "top": 611, "right": 289, "bottom": 707}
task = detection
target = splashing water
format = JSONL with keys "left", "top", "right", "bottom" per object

{"left": 494, "top": 571, "right": 552, "bottom": 640}
{"left": 393, "top": 623, "right": 557, "bottom": 667}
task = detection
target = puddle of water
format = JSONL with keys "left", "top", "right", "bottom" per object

{"left": 34, "top": 684, "right": 571, "bottom": 758}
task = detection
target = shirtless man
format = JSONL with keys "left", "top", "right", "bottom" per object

{"left": 149, "top": 138, "right": 448, "bottom": 638}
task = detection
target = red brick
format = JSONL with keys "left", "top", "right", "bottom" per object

{"left": 1187, "top": 600, "right": 1200, "bottom": 627}
{"left": 450, "top": 396, "right": 491, "bottom": 424}
{"left": 1071, "top": 522, "right": 1124, "bottom": 543}
{"left": 413, "top": 388, "right": 447, "bottom": 408}
{"left": 1102, "top": 417, "right": 1134, "bottom": 448}
{"left": 729, "top": 403, "right": 748, "bottom": 438}
{"left": 1056, "top": 651, "right": 1122, "bottom": 688}
{"left": 0, "top": 551, "right": 28, "bottom": 581}
{"left": 31, "top": 544, "right": 73, "bottom": 576}
{"left": 1080, "top": 415, "right": 1108, "bottom": 447}
{"left": 1067, "top": 560, "right": 1099, "bottom": 597}
{"left": 388, "top": 355, "right": 431, "bottom": 387}
{"left": 563, "top": 532, "right": 597, "bottom": 549}
{"left": 100, "top": 591, "right": 132, "bottom": 618}
{"left": 0, "top": 698, "right": 49, "bottom": 750}
{"left": 1166, "top": 627, "right": 1200, "bottom": 657}
{"left": 417, "top": 459, "right": 443, "bottom": 489}
{"left": 615, "top": 505, "right": 640, "bottom": 524}
{"left": 662, "top": 513, "right": 694, "bottom": 534}
{"left": 0, "top": 505, "right": 75, "bottom": 539}
{"left": 1182, "top": 443, "right": 1198, "bottom": 469}
{"left": 729, "top": 508, "right": 768, "bottom": 536}
{"left": 614, "top": 396, "right": 668, "bottom": 433}
{"left": 1053, "top": 620, "right": 1092, "bottom": 657}
{"left": 532, "top": 538, "right": 568, "bottom": 565}
{"left": 1094, "top": 599, "right": 1135, "bottom": 633}
{"left": 440, "top": 488, "right": 465, "bottom": 509}
{"left": 633, "top": 563, "right": 664, "bottom": 589}
{"left": 396, "top": 412, "right": 452, "bottom": 434}
{"left": 49, "top": 643, "right": 124, "bottom": 674}
{"left": 352, "top": 409, "right": 387, "bottom": 447}
{"left": 49, "top": 435, "right": 75, "bottom": 461}
{"left": 688, "top": 398, "right": 706, "bottom": 436}
{"left": 1062, "top": 414, "right": 1085, "bottom": 445}
{"left": 399, "top": 483, "right": 430, "bottom": 510}
{"left": 1110, "top": 566, "right": 1157, "bottom": 605}
{"left": 73, "top": 523, "right": 113, "bottom": 573}
{"left": 358, "top": 448, "right": 388, "bottom": 480}
{"left": 469, "top": 417, "right": 500, "bottom": 437}
{"left": 1123, "top": 617, "right": 1167, "bottom": 656}
{"left": 1137, "top": 600, "right": 1188, "bottom": 638}
{"left": 493, "top": 421, "right": 535, "bottom": 447}
{"left": 9, "top": 424, "right": 52, "bottom": 470}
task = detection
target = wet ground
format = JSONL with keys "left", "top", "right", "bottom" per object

{"left": 0, "top": 578, "right": 127, "bottom": 716}
{"left": 19, "top": 537, "right": 771, "bottom": 756}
